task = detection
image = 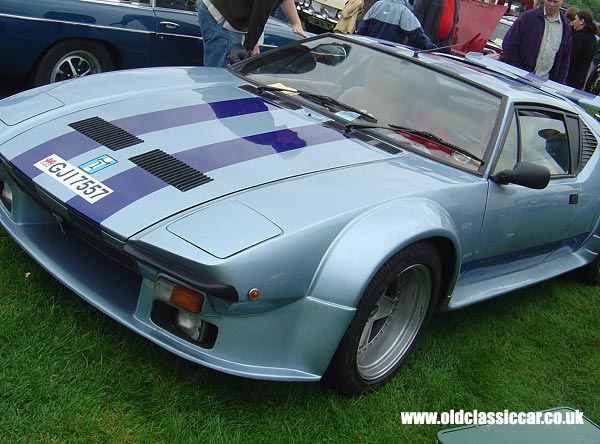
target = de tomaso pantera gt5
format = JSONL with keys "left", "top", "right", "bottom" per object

{"left": 1, "top": 34, "right": 599, "bottom": 395}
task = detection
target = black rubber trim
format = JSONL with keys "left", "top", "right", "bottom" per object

{"left": 124, "top": 243, "right": 239, "bottom": 302}
{"left": 239, "top": 84, "right": 302, "bottom": 110}
{"left": 325, "top": 120, "right": 402, "bottom": 154}
{"left": 3, "top": 160, "right": 139, "bottom": 273}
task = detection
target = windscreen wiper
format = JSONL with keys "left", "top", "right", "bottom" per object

{"left": 254, "top": 85, "right": 378, "bottom": 123}
{"left": 344, "top": 122, "right": 483, "bottom": 164}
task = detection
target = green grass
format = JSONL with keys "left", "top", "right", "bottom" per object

{"left": 0, "top": 231, "right": 598, "bottom": 444}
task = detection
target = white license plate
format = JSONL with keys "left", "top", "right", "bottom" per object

{"left": 34, "top": 154, "right": 114, "bottom": 203}
{"left": 307, "top": 15, "right": 333, "bottom": 30}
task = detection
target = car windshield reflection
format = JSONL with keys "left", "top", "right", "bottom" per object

{"left": 234, "top": 36, "right": 502, "bottom": 172}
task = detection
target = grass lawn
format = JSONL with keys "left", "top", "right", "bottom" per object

{"left": 0, "top": 230, "right": 599, "bottom": 444}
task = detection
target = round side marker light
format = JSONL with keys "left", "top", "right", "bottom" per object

{"left": 248, "top": 288, "right": 260, "bottom": 300}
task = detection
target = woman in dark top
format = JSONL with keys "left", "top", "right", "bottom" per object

{"left": 567, "top": 10, "right": 598, "bottom": 90}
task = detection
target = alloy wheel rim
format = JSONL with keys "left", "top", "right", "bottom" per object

{"left": 51, "top": 50, "right": 101, "bottom": 83}
{"left": 357, "top": 264, "right": 431, "bottom": 381}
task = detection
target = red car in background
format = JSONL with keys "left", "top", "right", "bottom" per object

{"left": 450, "top": 0, "right": 508, "bottom": 55}
{"left": 297, "top": 0, "right": 530, "bottom": 56}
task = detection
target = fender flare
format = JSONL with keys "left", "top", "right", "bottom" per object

{"left": 307, "top": 197, "right": 461, "bottom": 309}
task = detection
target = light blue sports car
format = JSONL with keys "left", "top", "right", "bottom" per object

{"left": 1, "top": 34, "right": 599, "bottom": 395}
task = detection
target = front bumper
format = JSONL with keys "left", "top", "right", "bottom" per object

{"left": 0, "top": 162, "right": 356, "bottom": 381}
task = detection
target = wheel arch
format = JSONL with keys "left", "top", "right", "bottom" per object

{"left": 306, "top": 197, "right": 461, "bottom": 310}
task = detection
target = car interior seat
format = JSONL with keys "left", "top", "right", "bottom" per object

{"left": 338, "top": 58, "right": 406, "bottom": 125}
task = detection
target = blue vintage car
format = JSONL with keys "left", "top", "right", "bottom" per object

{"left": 0, "top": 0, "right": 301, "bottom": 86}
{"left": 0, "top": 34, "right": 599, "bottom": 395}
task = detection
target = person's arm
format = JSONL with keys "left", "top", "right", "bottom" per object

{"left": 250, "top": 43, "right": 260, "bottom": 56}
{"left": 399, "top": 6, "right": 434, "bottom": 49}
{"left": 280, "top": 0, "right": 309, "bottom": 37}
{"left": 244, "top": 0, "right": 279, "bottom": 52}
{"left": 356, "top": 17, "right": 370, "bottom": 35}
{"left": 500, "top": 17, "right": 524, "bottom": 67}
{"left": 556, "top": 27, "right": 572, "bottom": 84}
{"left": 406, "top": 27, "right": 437, "bottom": 50}
{"left": 342, "top": 0, "right": 364, "bottom": 17}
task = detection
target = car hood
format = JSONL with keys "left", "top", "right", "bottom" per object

{"left": 0, "top": 69, "right": 391, "bottom": 239}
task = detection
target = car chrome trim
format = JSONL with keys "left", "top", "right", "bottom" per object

{"left": 156, "top": 32, "right": 202, "bottom": 41}
{"left": 154, "top": 7, "right": 197, "bottom": 16}
{"left": 0, "top": 13, "right": 154, "bottom": 35}
{"left": 80, "top": 0, "right": 153, "bottom": 9}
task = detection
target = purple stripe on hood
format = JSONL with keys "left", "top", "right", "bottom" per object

{"left": 114, "top": 97, "right": 270, "bottom": 135}
{"left": 175, "top": 123, "right": 342, "bottom": 172}
{"left": 66, "top": 123, "right": 346, "bottom": 224}
{"left": 68, "top": 168, "right": 167, "bottom": 225}
{"left": 10, "top": 97, "right": 273, "bottom": 179}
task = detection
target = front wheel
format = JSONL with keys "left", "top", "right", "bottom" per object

{"left": 33, "top": 40, "right": 114, "bottom": 86}
{"left": 324, "top": 241, "right": 441, "bottom": 396}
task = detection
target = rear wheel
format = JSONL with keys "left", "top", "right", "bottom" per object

{"left": 33, "top": 40, "right": 114, "bottom": 86}
{"left": 324, "top": 241, "right": 441, "bottom": 396}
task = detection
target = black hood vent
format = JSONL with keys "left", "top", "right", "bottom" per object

{"left": 129, "top": 149, "right": 213, "bottom": 192}
{"left": 579, "top": 122, "right": 597, "bottom": 172}
{"left": 69, "top": 116, "right": 143, "bottom": 150}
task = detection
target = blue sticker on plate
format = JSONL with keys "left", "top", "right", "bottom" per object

{"left": 79, "top": 154, "right": 118, "bottom": 174}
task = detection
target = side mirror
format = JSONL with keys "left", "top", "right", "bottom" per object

{"left": 491, "top": 161, "right": 551, "bottom": 190}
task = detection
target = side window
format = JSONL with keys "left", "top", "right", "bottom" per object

{"left": 156, "top": 0, "right": 197, "bottom": 11}
{"left": 114, "top": 0, "right": 151, "bottom": 4}
{"left": 493, "top": 109, "right": 571, "bottom": 176}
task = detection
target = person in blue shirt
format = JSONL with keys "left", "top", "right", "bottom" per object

{"left": 357, "top": 0, "right": 436, "bottom": 50}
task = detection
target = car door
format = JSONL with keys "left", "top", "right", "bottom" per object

{"left": 152, "top": 0, "right": 204, "bottom": 66}
{"left": 461, "top": 106, "right": 597, "bottom": 283}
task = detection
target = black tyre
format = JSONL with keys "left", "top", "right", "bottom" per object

{"left": 33, "top": 40, "right": 114, "bottom": 86}
{"left": 323, "top": 241, "right": 441, "bottom": 396}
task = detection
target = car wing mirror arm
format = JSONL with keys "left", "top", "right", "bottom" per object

{"left": 490, "top": 169, "right": 511, "bottom": 185}
{"left": 490, "top": 161, "right": 551, "bottom": 190}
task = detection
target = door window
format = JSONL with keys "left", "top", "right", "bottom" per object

{"left": 156, "top": 0, "right": 197, "bottom": 11}
{"left": 494, "top": 109, "right": 572, "bottom": 176}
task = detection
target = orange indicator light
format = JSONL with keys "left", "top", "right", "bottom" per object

{"left": 170, "top": 285, "right": 204, "bottom": 313}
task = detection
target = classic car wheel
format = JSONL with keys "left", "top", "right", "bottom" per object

{"left": 34, "top": 40, "right": 114, "bottom": 86}
{"left": 324, "top": 242, "right": 441, "bottom": 395}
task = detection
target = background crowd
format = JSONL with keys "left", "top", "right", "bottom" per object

{"left": 198, "top": 0, "right": 600, "bottom": 93}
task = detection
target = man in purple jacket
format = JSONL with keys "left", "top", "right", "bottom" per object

{"left": 501, "top": 0, "right": 572, "bottom": 84}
